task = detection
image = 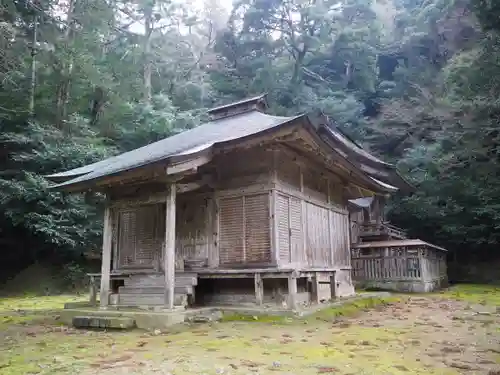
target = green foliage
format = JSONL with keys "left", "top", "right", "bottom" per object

{"left": 472, "top": 0, "right": 500, "bottom": 32}
{"left": 0, "top": 0, "right": 499, "bottom": 276}
{"left": 0, "top": 118, "right": 109, "bottom": 251}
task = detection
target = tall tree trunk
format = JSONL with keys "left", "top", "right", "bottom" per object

{"left": 291, "top": 48, "right": 306, "bottom": 86}
{"left": 55, "top": 0, "right": 76, "bottom": 129}
{"left": 29, "top": 14, "right": 37, "bottom": 116}
{"left": 142, "top": 2, "right": 155, "bottom": 103}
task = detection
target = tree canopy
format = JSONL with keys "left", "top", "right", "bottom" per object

{"left": 0, "top": 0, "right": 499, "bottom": 276}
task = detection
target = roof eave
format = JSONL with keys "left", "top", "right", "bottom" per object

{"left": 50, "top": 147, "right": 215, "bottom": 193}
{"left": 313, "top": 121, "right": 413, "bottom": 193}
{"left": 49, "top": 114, "right": 305, "bottom": 193}
{"left": 302, "top": 114, "right": 396, "bottom": 194}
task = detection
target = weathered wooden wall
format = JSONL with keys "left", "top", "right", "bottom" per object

{"left": 108, "top": 146, "right": 276, "bottom": 271}
{"left": 176, "top": 193, "right": 213, "bottom": 268}
{"left": 214, "top": 147, "right": 274, "bottom": 267}
{"left": 352, "top": 245, "right": 448, "bottom": 292}
{"left": 349, "top": 210, "right": 364, "bottom": 245}
{"left": 112, "top": 196, "right": 213, "bottom": 271}
{"left": 108, "top": 143, "right": 361, "bottom": 301}
{"left": 272, "top": 148, "right": 351, "bottom": 270}
{"left": 113, "top": 204, "right": 164, "bottom": 269}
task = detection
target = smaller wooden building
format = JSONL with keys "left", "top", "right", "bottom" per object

{"left": 348, "top": 188, "right": 448, "bottom": 292}
{"left": 351, "top": 240, "right": 448, "bottom": 292}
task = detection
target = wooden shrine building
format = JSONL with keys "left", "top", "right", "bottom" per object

{"left": 349, "top": 192, "right": 448, "bottom": 292}
{"left": 47, "top": 94, "right": 414, "bottom": 310}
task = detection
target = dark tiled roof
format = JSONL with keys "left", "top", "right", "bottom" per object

{"left": 47, "top": 94, "right": 411, "bottom": 193}
{"left": 319, "top": 126, "right": 413, "bottom": 192}
{"left": 48, "top": 110, "right": 302, "bottom": 189}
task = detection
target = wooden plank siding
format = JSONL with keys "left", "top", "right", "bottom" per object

{"left": 176, "top": 194, "right": 212, "bottom": 267}
{"left": 214, "top": 146, "right": 274, "bottom": 267}
{"left": 351, "top": 244, "right": 448, "bottom": 292}
{"left": 218, "top": 196, "right": 245, "bottom": 265}
{"left": 217, "top": 193, "right": 271, "bottom": 266}
{"left": 349, "top": 210, "right": 364, "bottom": 245}
{"left": 272, "top": 148, "right": 352, "bottom": 269}
{"left": 244, "top": 194, "right": 272, "bottom": 263}
{"left": 276, "top": 193, "right": 291, "bottom": 264}
{"left": 115, "top": 204, "right": 164, "bottom": 269}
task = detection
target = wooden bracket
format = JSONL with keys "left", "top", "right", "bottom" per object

{"left": 166, "top": 154, "right": 211, "bottom": 176}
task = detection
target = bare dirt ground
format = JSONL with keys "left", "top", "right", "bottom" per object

{"left": 1, "top": 287, "right": 499, "bottom": 375}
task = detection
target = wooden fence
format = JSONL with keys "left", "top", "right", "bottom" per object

{"left": 352, "top": 245, "right": 447, "bottom": 284}
{"left": 352, "top": 255, "right": 421, "bottom": 281}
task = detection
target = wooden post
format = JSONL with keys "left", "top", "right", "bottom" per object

{"left": 89, "top": 275, "right": 97, "bottom": 306}
{"left": 112, "top": 209, "right": 119, "bottom": 270}
{"left": 418, "top": 247, "right": 427, "bottom": 283}
{"left": 287, "top": 274, "right": 298, "bottom": 310}
{"left": 330, "top": 272, "right": 337, "bottom": 300}
{"left": 99, "top": 206, "right": 113, "bottom": 309}
{"left": 270, "top": 149, "right": 279, "bottom": 266}
{"left": 254, "top": 273, "right": 264, "bottom": 305}
{"left": 311, "top": 272, "right": 320, "bottom": 304}
{"left": 270, "top": 190, "right": 279, "bottom": 265}
{"left": 164, "top": 182, "right": 176, "bottom": 309}
{"left": 327, "top": 179, "right": 334, "bottom": 267}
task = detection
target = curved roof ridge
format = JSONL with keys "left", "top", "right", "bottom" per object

{"left": 325, "top": 126, "right": 394, "bottom": 168}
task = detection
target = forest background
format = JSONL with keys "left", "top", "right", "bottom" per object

{"left": 1, "top": 0, "right": 499, "bottom": 289}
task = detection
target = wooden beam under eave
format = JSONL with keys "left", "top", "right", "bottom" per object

{"left": 164, "top": 182, "right": 176, "bottom": 309}
{"left": 166, "top": 154, "right": 212, "bottom": 175}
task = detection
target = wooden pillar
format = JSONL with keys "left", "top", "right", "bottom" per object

{"left": 419, "top": 247, "right": 427, "bottom": 283}
{"left": 270, "top": 149, "right": 279, "bottom": 266}
{"left": 287, "top": 274, "right": 298, "bottom": 310}
{"left": 330, "top": 272, "right": 337, "bottom": 300}
{"left": 311, "top": 272, "right": 320, "bottom": 304}
{"left": 89, "top": 275, "right": 97, "bottom": 306}
{"left": 164, "top": 182, "right": 176, "bottom": 309}
{"left": 99, "top": 206, "right": 113, "bottom": 309}
{"left": 254, "top": 273, "right": 263, "bottom": 305}
{"left": 270, "top": 190, "right": 279, "bottom": 265}
{"left": 111, "top": 209, "right": 119, "bottom": 270}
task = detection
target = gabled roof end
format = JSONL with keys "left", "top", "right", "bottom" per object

{"left": 208, "top": 94, "right": 268, "bottom": 121}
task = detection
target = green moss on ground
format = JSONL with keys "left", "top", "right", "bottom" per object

{"left": 1, "top": 286, "right": 499, "bottom": 374}
{"left": 0, "top": 295, "right": 87, "bottom": 330}
{"left": 308, "top": 296, "right": 404, "bottom": 321}
{"left": 220, "top": 313, "right": 292, "bottom": 324}
{"left": 436, "top": 284, "right": 500, "bottom": 305}
{"left": 0, "top": 295, "right": 87, "bottom": 312}
{"left": 222, "top": 296, "right": 404, "bottom": 324}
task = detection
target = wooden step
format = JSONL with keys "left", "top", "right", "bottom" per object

{"left": 118, "top": 285, "right": 193, "bottom": 295}
{"left": 118, "top": 293, "right": 187, "bottom": 307}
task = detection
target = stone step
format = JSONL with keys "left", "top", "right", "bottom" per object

{"left": 72, "top": 316, "right": 136, "bottom": 330}
{"left": 118, "top": 293, "right": 187, "bottom": 307}
{"left": 118, "top": 285, "right": 193, "bottom": 295}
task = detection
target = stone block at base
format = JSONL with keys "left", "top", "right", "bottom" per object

{"left": 72, "top": 316, "right": 135, "bottom": 330}
{"left": 60, "top": 308, "right": 188, "bottom": 330}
